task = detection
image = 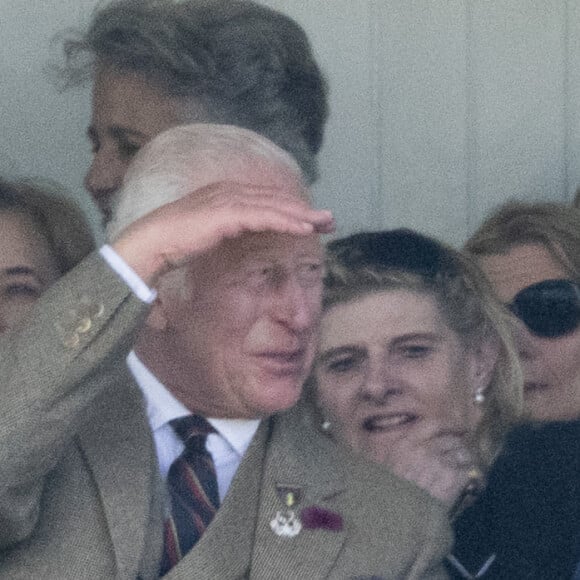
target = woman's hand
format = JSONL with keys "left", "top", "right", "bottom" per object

{"left": 386, "top": 426, "right": 477, "bottom": 506}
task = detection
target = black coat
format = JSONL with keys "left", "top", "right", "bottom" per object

{"left": 448, "top": 420, "right": 580, "bottom": 579}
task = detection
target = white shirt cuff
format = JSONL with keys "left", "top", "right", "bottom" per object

{"left": 99, "top": 245, "right": 157, "bottom": 304}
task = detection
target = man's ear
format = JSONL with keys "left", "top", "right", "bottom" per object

{"left": 145, "top": 271, "right": 185, "bottom": 332}
{"left": 145, "top": 295, "right": 169, "bottom": 331}
{"left": 468, "top": 335, "right": 500, "bottom": 396}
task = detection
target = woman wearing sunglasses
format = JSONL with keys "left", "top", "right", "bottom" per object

{"left": 452, "top": 201, "right": 580, "bottom": 578}
{"left": 466, "top": 201, "right": 580, "bottom": 423}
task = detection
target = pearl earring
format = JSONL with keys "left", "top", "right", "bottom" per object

{"left": 474, "top": 388, "right": 485, "bottom": 404}
{"left": 321, "top": 420, "right": 332, "bottom": 432}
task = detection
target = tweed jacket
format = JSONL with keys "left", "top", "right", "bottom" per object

{"left": 0, "top": 252, "right": 452, "bottom": 579}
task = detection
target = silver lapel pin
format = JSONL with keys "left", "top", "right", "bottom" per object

{"left": 270, "top": 485, "right": 303, "bottom": 538}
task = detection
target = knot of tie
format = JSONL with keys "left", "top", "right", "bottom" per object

{"left": 170, "top": 415, "right": 215, "bottom": 447}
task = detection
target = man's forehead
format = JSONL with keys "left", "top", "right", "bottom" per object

{"left": 184, "top": 233, "right": 322, "bottom": 289}
{"left": 222, "top": 232, "right": 322, "bottom": 260}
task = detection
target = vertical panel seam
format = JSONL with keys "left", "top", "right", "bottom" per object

{"left": 464, "top": 0, "right": 476, "bottom": 236}
{"left": 368, "top": 0, "right": 385, "bottom": 228}
{"left": 563, "top": 0, "right": 571, "bottom": 200}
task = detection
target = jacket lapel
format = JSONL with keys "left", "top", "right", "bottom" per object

{"left": 250, "top": 400, "right": 347, "bottom": 579}
{"left": 78, "top": 368, "right": 162, "bottom": 579}
{"left": 79, "top": 387, "right": 348, "bottom": 579}
{"left": 164, "top": 418, "right": 271, "bottom": 580}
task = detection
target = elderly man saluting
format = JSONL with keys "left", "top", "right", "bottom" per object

{"left": 0, "top": 124, "right": 451, "bottom": 579}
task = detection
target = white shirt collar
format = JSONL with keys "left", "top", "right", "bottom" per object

{"left": 127, "top": 351, "right": 260, "bottom": 456}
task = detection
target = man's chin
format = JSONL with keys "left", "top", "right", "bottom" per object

{"left": 250, "top": 379, "right": 304, "bottom": 416}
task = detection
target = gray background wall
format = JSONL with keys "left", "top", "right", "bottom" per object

{"left": 2, "top": 0, "right": 580, "bottom": 245}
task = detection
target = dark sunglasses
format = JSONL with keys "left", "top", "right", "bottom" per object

{"left": 507, "top": 279, "right": 580, "bottom": 338}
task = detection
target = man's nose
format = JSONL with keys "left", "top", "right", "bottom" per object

{"left": 84, "top": 149, "right": 125, "bottom": 214}
{"left": 271, "top": 276, "right": 318, "bottom": 332}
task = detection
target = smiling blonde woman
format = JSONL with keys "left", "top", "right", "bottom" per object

{"left": 310, "top": 229, "right": 522, "bottom": 507}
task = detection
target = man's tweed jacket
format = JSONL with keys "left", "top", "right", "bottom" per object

{"left": 0, "top": 253, "right": 452, "bottom": 579}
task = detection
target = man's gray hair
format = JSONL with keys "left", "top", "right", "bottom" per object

{"left": 60, "top": 0, "right": 327, "bottom": 183}
{"left": 106, "top": 123, "right": 303, "bottom": 240}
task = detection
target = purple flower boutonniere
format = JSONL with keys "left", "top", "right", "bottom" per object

{"left": 300, "top": 506, "right": 343, "bottom": 532}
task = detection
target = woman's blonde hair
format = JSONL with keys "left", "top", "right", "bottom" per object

{"left": 317, "top": 229, "right": 523, "bottom": 471}
{"left": 465, "top": 201, "right": 580, "bottom": 282}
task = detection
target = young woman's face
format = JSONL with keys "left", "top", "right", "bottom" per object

{"left": 0, "top": 211, "right": 60, "bottom": 333}
{"left": 314, "top": 290, "right": 485, "bottom": 465}
{"left": 480, "top": 243, "right": 580, "bottom": 421}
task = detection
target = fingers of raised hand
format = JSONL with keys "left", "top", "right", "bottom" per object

{"left": 174, "top": 184, "right": 334, "bottom": 245}
{"left": 113, "top": 181, "right": 334, "bottom": 281}
{"left": 192, "top": 183, "right": 334, "bottom": 230}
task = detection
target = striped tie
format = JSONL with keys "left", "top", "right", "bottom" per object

{"left": 159, "top": 415, "right": 220, "bottom": 576}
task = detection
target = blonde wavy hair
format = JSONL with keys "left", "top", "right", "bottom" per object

{"left": 465, "top": 201, "right": 580, "bottom": 282}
